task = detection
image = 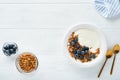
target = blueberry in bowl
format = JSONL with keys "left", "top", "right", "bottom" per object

{"left": 2, "top": 42, "right": 18, "bottom": 56}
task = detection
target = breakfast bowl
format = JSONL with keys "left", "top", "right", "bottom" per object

{"left": 63, "top": 23, "right": 107, "bottom": 68}
{"left": 16, "top": 52, "right": 39, "bottom": 73}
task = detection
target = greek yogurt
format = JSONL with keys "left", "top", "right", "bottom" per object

{"left": 75, "top": 29, "right": 100, "bottom": 53}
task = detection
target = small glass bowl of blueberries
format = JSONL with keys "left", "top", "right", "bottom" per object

{"left": 2, "top": 42, "right": 18, "bottom": 56}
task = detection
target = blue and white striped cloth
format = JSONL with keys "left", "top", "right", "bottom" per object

{"left": 95, "top": 0, "right": 120, "bottom": 18}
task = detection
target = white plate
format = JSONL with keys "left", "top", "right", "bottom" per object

{"left": 63, "top": 23, "right": 107, "bottom": 68}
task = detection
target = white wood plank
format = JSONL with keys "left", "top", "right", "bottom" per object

{"left": 0, "top": 29, "right": 64, "bottom": 55}
{"left": 0, "top": 51, "right": 119, "bottom": 80}
{"left": 0, "top": 4, "right": 119, "bottom": 29}
{"left": 0, "top": 0, "right": 92, "bottom": 4}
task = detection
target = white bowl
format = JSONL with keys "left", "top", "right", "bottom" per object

{"left": 63, "top": 23, "right": 107, "bottom": 68}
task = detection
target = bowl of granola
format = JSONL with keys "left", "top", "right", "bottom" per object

{"left": 63, "top": 23, "right": 107, "bottom": 68}
{"left": 16, "top": 52, "right": 38, "bottom": 73}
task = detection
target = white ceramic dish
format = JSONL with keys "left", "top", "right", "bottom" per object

{"left": 63, "top": 23, "right": 107, "bottom": 68}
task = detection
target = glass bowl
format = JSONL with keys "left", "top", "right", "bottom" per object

{"left": 16, "top": 52, "right": 38, "bottom": 73}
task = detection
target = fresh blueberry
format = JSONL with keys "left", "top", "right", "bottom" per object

{"left": 70, "top": 41, "right": 75, "bottom": 46}
{"left": 82, "top": 46, "right": 89, "bottom": 51}
{"left": 80, "top": 55, "right": 84, "bottom": 60}
{"left": 84, "top": 50, "right": 88, "bottom": 54}
{"left": 72, "top": 50, "right": 77, "bottom": 54}
{"left": 74, "top": 54, "right": 79, "bottom": 59}
{"left": 9, "top": 49, "right": 14, "bottom": 53}
{"left": 91, "top": 53, "right": 96, "bottom": 59}
{"left": 76, "top": 44, "right": 80, "bottom": 49}
{"left": 9, "top": 44, "right": 14, "bottom": 49}
{"left": 81, "top": 51, "right": 85, "bottom": 55}
{"left": 13, "top": 46, "right": 18, "bottom": 51}
{"left": 4, "top": 50, "right": 11, "bottom": 56}
{"left": 77, "top": 50, "right": 81, "bottom": 54}
{"left": 82, "top": 46, "right": 86, "bottom": 51}
{"left": 85, "top": 47, "right": 89, "bottom": 50}
{"left": 3, "top": 46, "right": 9, "bottom": 50}
{"left": 73, "top": 37, "right": 78, "bottom": 42}
{"left": 13, "top": 48, "right": 17, "bottom": 52}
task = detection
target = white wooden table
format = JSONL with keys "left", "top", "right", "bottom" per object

{"left": 0, "top": 0, "right": 120, "bottom": 80}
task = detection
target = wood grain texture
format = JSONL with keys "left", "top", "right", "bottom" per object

{"left": 0, "top": 0, "right": 93, "bottom": 4}
{"left": 0, "top": 0, "right": 120, "bottom": 80}
{"left": 0, "top": 4, "right": 119, "bottom": 29}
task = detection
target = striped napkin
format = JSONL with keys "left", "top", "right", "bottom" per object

{"left": 95, "top": 0, "right": 120, "bottom": 18}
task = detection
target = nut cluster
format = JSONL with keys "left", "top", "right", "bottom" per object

{"left": 18, "top": 52, "right": 38, "bottom": 73}
{"left": 68, "top": 32, "right": 100, "bottom": 63}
